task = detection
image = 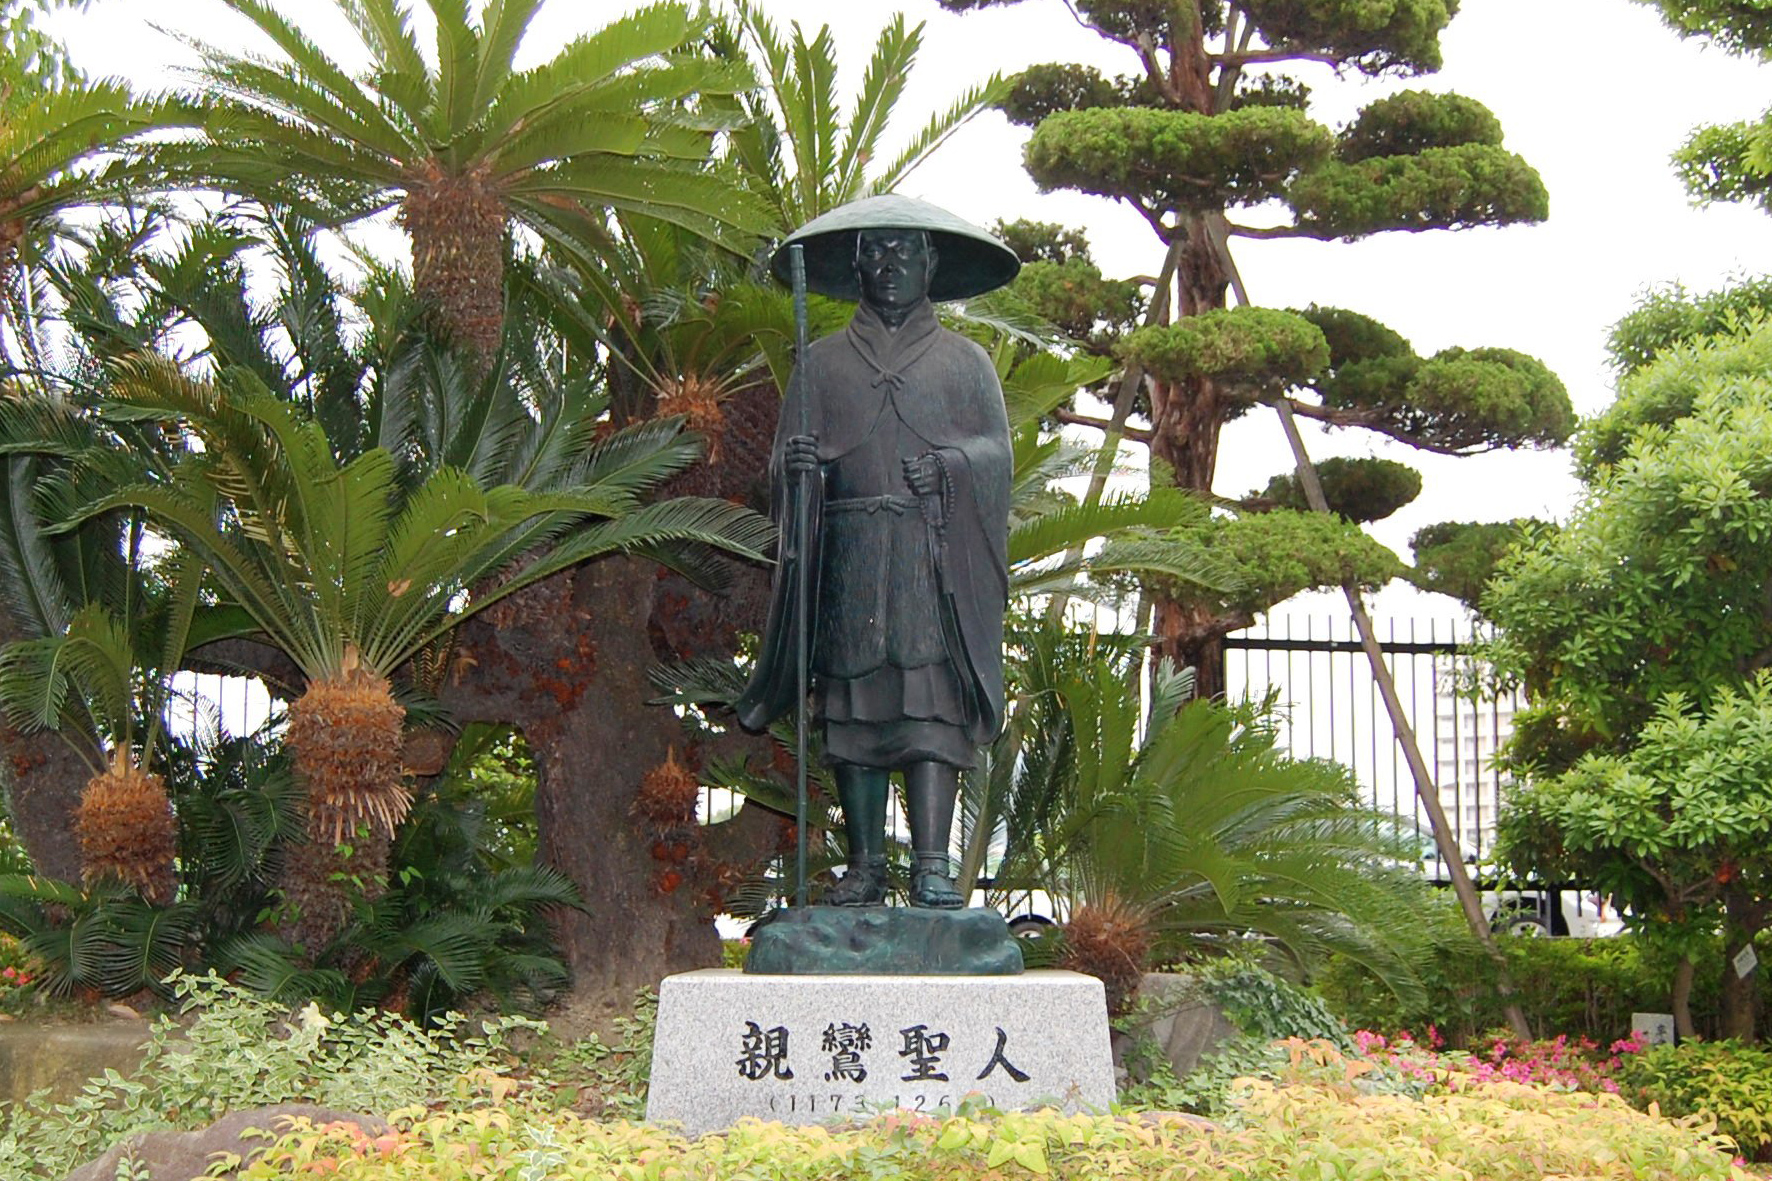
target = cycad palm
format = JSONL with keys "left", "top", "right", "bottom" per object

{"left": 186, "top": 0, "right": 771, "bottom": 355}
{"left": 988, "top": 634, "right": 1434, "bottom": 1012}
{"left": 721, "top": 1, "right": 1007, "bottom": 227}
{"left": 0, "top": 33, "right": 194, "bottom": 290}
{"left": 53, "top": 354, "right": 767, "bottom": 948}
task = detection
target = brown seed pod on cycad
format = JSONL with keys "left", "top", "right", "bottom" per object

{"left": 75, "top": 745, "right": 177, "bottom": 905}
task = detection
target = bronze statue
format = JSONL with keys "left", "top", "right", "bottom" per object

{"left": 737, "top": 195, "right": 1020, "bottom": 909}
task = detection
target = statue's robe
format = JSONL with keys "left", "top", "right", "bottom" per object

{"left": 735, "top": 300, "right": 1011, "bottom": 767}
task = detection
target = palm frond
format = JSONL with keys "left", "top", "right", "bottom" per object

{"left": 218, "top": 932, "right": 354, "bottom": 1006}
{"left": 868, "top": 72, "right": 1009, "bottom": 193}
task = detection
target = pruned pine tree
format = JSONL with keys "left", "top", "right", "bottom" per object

{"left": 942, "top": 0, "right": 1574, "bottom": 689}
{"left": 179, "top": 0, "right": 773, "bottom": 357}
{"left": 1635, "top": 0, "right": 1772, "bottom": 211}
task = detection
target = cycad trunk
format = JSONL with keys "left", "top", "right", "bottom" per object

{"left": 0, "top": 715, "right": 88, "bottom": 880}
{"left": 400, "top": 164, "right": 506, "bottom": 359}
{"left": 0, "top": 600, "right": 90, "bottom": 881}
{"left": 1060, "top": 898, "right": 1153, "bottom": 1018}
{"left": 0, "top": 212, "right": 26, "bottom": 291}
{"left": 439, "top": 382, "right": 784, "bottom": 1014}
{"left": 281, "top": 662, "right": 408, "bottom": 953}
{"left": 445, "top": 556, "right": 782, "bottom": 1015}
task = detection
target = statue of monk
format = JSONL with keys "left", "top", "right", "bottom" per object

{"left": 736, "top": 195, "right": 1020, "bottom": 909}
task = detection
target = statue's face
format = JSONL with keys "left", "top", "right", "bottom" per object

{"left": 855, "top": 229, "right": 936, "bottom": 312}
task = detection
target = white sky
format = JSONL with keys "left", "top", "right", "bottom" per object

{"left": 46, "top": 0, "right": 1772, "bottom": 618}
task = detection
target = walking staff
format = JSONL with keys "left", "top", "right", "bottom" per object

{"left": 788, "top": 243, "right": 811, "bottom": 908}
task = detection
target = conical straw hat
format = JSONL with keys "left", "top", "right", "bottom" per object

{"left": 770, "top": 193, "right": 1020, "bottom": 302}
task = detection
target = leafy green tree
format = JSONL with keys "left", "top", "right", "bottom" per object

{"left": 180, "top": 0, "right": 770, "bottom": 356}
{"left": 941, "top": 0, "right": 1572, "bottom": 687}
{"left": 1501, "top": 682, "right": 1772, "bottom": 1040}
{"left": 1608, "top": 276, "right": 1772, "bottom": 376}
{"left": 1487, "top": 315, "right": 1772, "bottom": 1039}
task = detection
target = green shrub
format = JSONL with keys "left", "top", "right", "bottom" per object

{"left": 1119, "top": 959, "right": 1362, "bottom": 1114}
{"left": 1185, "top": 957, "right": 1351, "bottom": 1046}
{"left": 514, "top": 991, "right": 657, "bottom": 1122}
{"left": 1618, "top": 1040, "right": 1772, "bottom": 1162}
{"left": 0, "top": 971, "right": 542, "bottom": 1181}
{"left": 1313, "top": 897, "right": 1743, "bottom": 1045}
{"left": 229, "top": 1072, "right": 1743, "bottom": 1181}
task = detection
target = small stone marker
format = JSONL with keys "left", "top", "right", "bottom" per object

{"left": 646, "top": 968, "right": 1115, "bottom": 1136}
{"left": 1631, "top": 1012, "right": 1675, "bottom": 1046}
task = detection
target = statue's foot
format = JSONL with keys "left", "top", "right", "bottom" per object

{"left": 908, "top": 858, "right": 964, "bottom": 909}
{"left": 824, "top": 858, "right": 887, "bottom": 906}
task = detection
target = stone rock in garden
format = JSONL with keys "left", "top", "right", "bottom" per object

{"left": 62, "top": 1105, "right": 387, "bottom": 1181}
{"left": 743, "top": 905, "right": 1023, "bottom": 975}
{"left": 1111, "top": 972, "right": 1237, "bottom": 1082}
{"left": 0, "top": 1022, "right": 154, "bottom": 1106}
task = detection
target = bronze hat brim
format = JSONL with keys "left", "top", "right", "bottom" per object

{"left": 769, "top": 194, "right": 1021, "bottom": 302}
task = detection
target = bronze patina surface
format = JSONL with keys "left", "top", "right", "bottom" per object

{"left": 737, "top": 197, "right": 1022, "bottom": 973}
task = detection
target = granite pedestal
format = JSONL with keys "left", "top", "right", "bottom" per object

{"left": 646, "top": 968, "right": 1115, "bottom": 1136}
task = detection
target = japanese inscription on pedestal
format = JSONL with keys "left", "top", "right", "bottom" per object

{"left": 733, "top": 1016, "right": 1029, "bottom": 1114}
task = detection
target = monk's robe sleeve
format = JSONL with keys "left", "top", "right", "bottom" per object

{"left": 735, "top": 363, "right": 824, "bottom": 733}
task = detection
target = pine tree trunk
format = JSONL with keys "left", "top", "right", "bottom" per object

{"left": 400, "top": 165, "right": 506, "bottom": 359}
{"left": 1147, "top": 215, "right": 1237, "bottom": 685}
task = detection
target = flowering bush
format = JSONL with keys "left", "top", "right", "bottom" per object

{"left": 1351, "top": 1028, "right": 1645, "bottom": 1095}
{"left": 1464, "top": 1031, "right": 1644, "bottom": 1093}
{"left": 0, "top": 934, "right": 38, "bottom": 1011}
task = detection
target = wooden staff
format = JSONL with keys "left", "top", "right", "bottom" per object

{"left": 788, "top": 243, "right": 811, "bottom": 909}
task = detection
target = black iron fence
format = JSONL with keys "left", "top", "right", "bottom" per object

{"left": 1224, "top": 614, "right": 1517, "bottom": 873}
{"left": 1224, "top": 614, "right": 1611, "bottom": 933}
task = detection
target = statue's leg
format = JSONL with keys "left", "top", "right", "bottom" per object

{"left": 824, "top": 764, "right": 889, "bottom": 906}
{"left": 905, "top": 761, "right": 964, "bottom": 909}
